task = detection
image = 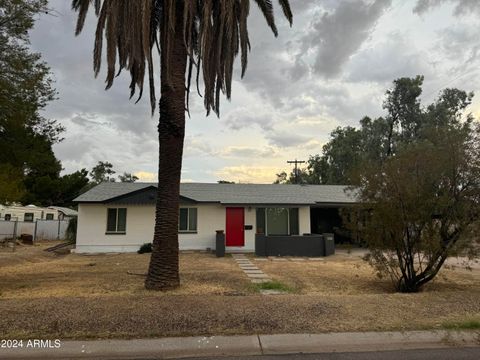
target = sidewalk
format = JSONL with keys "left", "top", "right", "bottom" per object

{"left": 1, "top": 330, "right": 478, "bottom": 359}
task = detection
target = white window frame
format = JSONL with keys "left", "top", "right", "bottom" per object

{"left": 106, "top": 208, "right": 127, "bottom": 234}
{"left": 179, "top": 207, "right": 197, "bottom": 233}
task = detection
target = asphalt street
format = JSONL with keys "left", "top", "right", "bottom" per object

{"left": 182, "top": 347, "right": 480, "bottom": 360}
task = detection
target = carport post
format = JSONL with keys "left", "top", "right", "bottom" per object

{"left": 57, "top": 219, "right": 61, "bottom": 240}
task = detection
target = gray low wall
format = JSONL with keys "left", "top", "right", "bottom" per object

{"left": 255, "top": 234, "right": 334, "bottom": 257}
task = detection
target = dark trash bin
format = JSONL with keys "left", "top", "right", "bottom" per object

{"left": 323, "top": 233, "right": 335, "bottom": 256}
{"left": 215, "top": 230, "right": 225, "bottom": 257}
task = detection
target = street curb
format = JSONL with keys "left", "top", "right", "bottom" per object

{"left": 0, "top": 330, "right": 478, "bottom": 359}
{"left": 259, "top": 330, "right": 480, "bottom": 355}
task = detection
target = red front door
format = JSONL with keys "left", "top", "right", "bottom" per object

{"left": 226, "top": 207, "right": 245, "bottom": 247}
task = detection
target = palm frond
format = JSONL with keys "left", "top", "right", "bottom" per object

{"left": 253, "top": 0, "right": 277, "bottom": 36}
{"left": 278, "top": 0, "right": 293, "bottom": 26}
{"left": 71, "top": 0, "right": 91, "bottom": 35}
{"left": 72, "top": 0, "right": 292, "bottom": 116}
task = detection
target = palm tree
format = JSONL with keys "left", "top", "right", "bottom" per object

{"left": 72, "top": 0, "right": 293, "bottom": 290}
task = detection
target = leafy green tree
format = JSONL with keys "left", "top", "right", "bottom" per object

{"left": 273, "top": 169, "right": 309, "bottom": 184}
{"left": 58, "top": 169, "right": 90, "bottom": 206}
{"left": 277, "top": 119, "right": 390, "bottom": 186}
{"left": 311, "top": 127, "right": 364, "bottom": 184}
{"left": 20, "top": 169, "right": 90, "bottom": 207}
{"left": 274, "top": 171, "right": 289, "bottom": 184}
{"left": 383, "top": 75, "right": 424, "bottom": 155}
{"left": 0, "top": 0, "right": 63, "bottom": 142}
{"left": 0, "top": 0, "right": 67, "bottom": 205}
{"left": 1, "top": 2, "right": 107, "bottom": 207}
{"left": 350, "top": 131, "right": 480, "bottom": 292}
{"left": 90, "top": 161, "right": 116, "bottom": 184}
{"left": 346, "top": 82, "right": 480, "bottom": 293}
{"left": 294, "top": 77, "right": 454, "bottom": 185}
{"left": 118, "top": 172, "right": 139, "bottom": 183}
{"left": 73, "top": 0, "right": 293, "bottom": 290}
{"left": 0, "top": 164, "right": 24, "bottom": 204}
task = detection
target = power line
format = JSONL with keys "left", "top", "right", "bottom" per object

{"left": 422, "top": 68, "right": 479, "bottom": 101}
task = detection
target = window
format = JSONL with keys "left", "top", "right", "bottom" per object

{"left": 256, "top": 208, "right": 299, "bottom": 236}
{"left": 106, "top": 208, "right": 127, "bottom": 234}
{"left": 4, "top": 214, "right": 11, "bottom": 221}
{"left": 46, "top": 213, "right": 54, "bottom": 220}
{"left": 256, "top": 208, "right": 265, "bottom": 234}
{"left": 179, "top": 208, "right": 197, "bottom": 232}
{"left": 289, "top": 208, "right": 299, "bottom": 235}
{"left": 267, "top": 208, "right": 289, "bottom": 235}
{"left": 24, "top": 213, "right": 34, "bottom": 222}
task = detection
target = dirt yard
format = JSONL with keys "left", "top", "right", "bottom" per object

{"left": 0, "top": 243, "right": 479, "bottom": 339}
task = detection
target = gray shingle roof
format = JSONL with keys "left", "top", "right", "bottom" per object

{"left": 73, "top": 182, "right": 357, "bottom": 205}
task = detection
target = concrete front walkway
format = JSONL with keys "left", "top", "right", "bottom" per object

{"left": 1, "top": 330, "right": 478, "bottom": 359}
{"left": 232, "top": 253, "right": 272, "bottom": 283}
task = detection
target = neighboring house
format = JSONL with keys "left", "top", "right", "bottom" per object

{"left": 73, "top": 183, "right": 357, "bottom": 254}
{"left": 0, "top": 204, "right": 59, "bottom": 222}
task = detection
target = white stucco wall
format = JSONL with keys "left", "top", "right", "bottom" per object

{"left": 180, "top": 204, "right": 224, "bottom": 250}
{"left": 75, "top": 203, "right": 228, "bottom": 253}
{"left": 75, "top": 203, "right": 312, "bottom": 253}
{"left": 76, "top": 204, "right": 153, "bottom": 253}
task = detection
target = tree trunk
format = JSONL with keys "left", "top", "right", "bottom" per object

{"left": 145, "top": 5, "right": 187, "bottom": 290}
{"left": 397, "top": 276, "right": 421, "bottom": 293}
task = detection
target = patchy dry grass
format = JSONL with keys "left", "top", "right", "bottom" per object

{"left": 253, "top": 253, "right": 480, "bottom": 295}
{"left": 443, "top": 318, "right": 480, "bottom": 330}
{"left": 0, "top": 243, "right": 479, "bottom": 339}
{"left": 251, "top": 280, "right": 293, "bottom": 293}
{"left": 0, "top": 243, "right": 251, "bottom": 298}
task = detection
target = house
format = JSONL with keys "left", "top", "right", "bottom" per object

{"left": 73, "top": 182, "right": 357, "bottom": 254}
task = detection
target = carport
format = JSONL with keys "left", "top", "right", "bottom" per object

{"left": 310, "top": 205, "right": 353, "bottom": 243}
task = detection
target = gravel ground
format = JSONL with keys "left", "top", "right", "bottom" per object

{"left": 1, "top": 292, "right": 479, "bottom": 339}
{"left": 0, "top": 244, "right": 478, "bottom": 339}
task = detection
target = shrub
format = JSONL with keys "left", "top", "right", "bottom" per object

{"left": 138, "top": 243, "right": 152, "bottom": 254}
{"left": 66, "top": 217, "right": 77, "bottom": 243}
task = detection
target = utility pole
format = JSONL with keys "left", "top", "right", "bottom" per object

{"left": 287, "top": 159, "right": 305, "bottom": 184}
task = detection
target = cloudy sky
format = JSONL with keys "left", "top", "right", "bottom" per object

{"left": 30, "top": 0, "right": 480, "bottom": 183}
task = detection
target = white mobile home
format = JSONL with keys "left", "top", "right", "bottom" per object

{"left": 0, "top": 205, "right": 59, "bottom": 222}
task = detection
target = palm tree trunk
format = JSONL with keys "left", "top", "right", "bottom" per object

{"left": 145, "top": 5, "right": 187, "bottom": 290}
